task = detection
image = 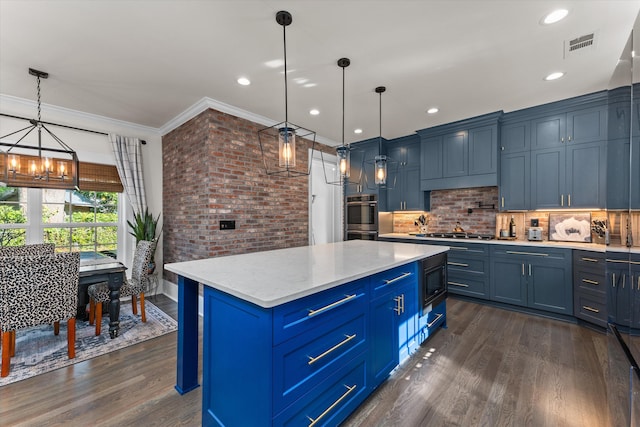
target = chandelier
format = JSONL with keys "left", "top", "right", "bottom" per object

{"left": 0, "top": 68, "right": 79, "bottom": 189}
{"left": 257, "top": 10, "right": 317, "bottom": 177}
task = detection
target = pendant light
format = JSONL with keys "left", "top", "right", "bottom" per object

{"left": 321, "top": 57, "right": 357, "bottom": 186}
{"left": 257, "top": 10, "right": 317, "bottom": 178}
{"left": 0, "top": 68, "right": 79, "bottom": 189}
{"left": 364, "top": 86, "right": 396, "bottom": 189}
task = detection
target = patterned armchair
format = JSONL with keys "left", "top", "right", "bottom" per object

{"left": 0, "top": 243, "right": 55, "bottom": 257}
{"left": 0, "top": 252, "right": 80, "bottom": 377}
{"left": 88, "top": 240, "right": 155, "bottom": 336}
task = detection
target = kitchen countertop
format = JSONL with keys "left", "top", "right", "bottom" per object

{"left": 164, "top": 240, "right": 448, "bottom": 308}
{"left": 379, "top": 233, "right": 640, "bottom": 254}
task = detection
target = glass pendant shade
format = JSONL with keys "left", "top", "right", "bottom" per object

{"left": 336, "top": 145, "right": 350, "bottom": 178}
{"left": 374, "top": 154, "right": 387, "bottom": 185}
{"left": 278, "top": 127, "right": 296, "bottom": 167}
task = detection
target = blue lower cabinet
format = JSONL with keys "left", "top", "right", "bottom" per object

{"left": 200, "top": 258, "right": 444, "bottom": 426}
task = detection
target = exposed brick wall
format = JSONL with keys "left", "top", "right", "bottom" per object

{"left": 429, "top": 187, "right": 499, "bottom": 234}
{"left": 162, "top": 108, "right": 333, "bottom": 283}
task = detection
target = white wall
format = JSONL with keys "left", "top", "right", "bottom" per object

{"left": 0, "top": 94, "right": 164, "bottom": 271}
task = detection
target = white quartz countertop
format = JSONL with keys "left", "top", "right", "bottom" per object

{"left": 379, "top": 233, "right": 640, "bottom": 254}
{"left": 164, "top": 240, "right": 448, "bottom": 308}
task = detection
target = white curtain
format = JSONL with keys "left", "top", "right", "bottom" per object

{"left": 109, "top": 134, "right": 146, "bottom": 215}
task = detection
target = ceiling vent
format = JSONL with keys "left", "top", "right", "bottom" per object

{"left": 564, "top": 32, "right": 597, "bottom": 58}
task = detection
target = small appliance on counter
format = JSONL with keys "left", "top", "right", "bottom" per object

{"left": 528, "top": 218, "right": 542, "bottom": 241}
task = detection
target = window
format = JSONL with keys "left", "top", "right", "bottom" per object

{"left": 0, "top": 187, "right": 120, "bottom": 257}
{"left": 42, "top": 189, "right": 119, "bottom": 257}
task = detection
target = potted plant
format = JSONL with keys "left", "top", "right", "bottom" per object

{"left": 127, "top": 207, "right": 161, "bottom": 273}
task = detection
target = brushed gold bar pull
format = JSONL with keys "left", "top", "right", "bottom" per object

{"left": 308, "top": 294, "right": 357, "bottom": 317}
{"left": 522, "top": 263, "right": 525, "bottom": 276}
{"left": 501, "top": 197, "right": 504, "bottom": 208}
{"left": 307, "top": 334, "right": 357, "bottom": 365}
{"left": 506, "top": 251, "right": 549, "bottom": 257}
{"left": 622, "top": 275, "right": 626, "bottom": 289}
{"left": 448, "top": 262, "right": 469, "bottom": 267}
{"left": 631, "top": 261, "right": 640, "bottom": 266}
{"left": 384, "top": 272, "right": 412, "bottom": 284}
{"left": 449, "top": 247, "right": 469, "bottom": 251}
{"left": 307, "top": 384, "right": 357, "bottom": 427}
{"left": 401, "top": 294, "right": 405, "bottom": 314}
{"left": 607, "top": 259, "right": 631, "bottom": 264}
{"left": 568, "top": 194, "right": 571, "bottom": 207}
{"left": 582, "top": 279, "right": 599, "bottom": 285}
{"left": 529, "top": 264, "right": 532, "bottom": 276}
{"left": 581, "top": 257, "right": 599, "bottom": 263}
{"left": 561, "top": 194, "right": 564, "bottom": 206}
{"left": 583, "top": 306, "right": 600, "bottom": 314}
{"left": 427, "top": 313, "right": 444, "bottom": 328}
{"left": 448, "top": 281, "right": 469, "bottom": 288}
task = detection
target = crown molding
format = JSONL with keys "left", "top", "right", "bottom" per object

{"left": 0, "top": 94, "right": 160, "bottom": 137}
{"left": 160, "top": 96, "right": 338, "bottom": 147}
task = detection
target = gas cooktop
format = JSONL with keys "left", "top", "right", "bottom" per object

{"left": 419, "top": 232, "right": 496, "bottom": 240}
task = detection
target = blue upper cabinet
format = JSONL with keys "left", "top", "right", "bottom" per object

{"left": 385, "top": 135, "right": 424, "bottom": 211}
{"left": 499, "top": 91, "right": 608, "bottom": 210}
{"left": 345, "top": 139, "right": 384, "bottom": 197}
{"left": 418, "top": 112, "right": 501, "bottom": 191}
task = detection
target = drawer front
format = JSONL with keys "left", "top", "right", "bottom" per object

{"left": 574, "top": 291, "right": 607, "bottom": 327}
{"left": 273, "top": 313, "right": 367, "bottom": 412}
{"left": 446, "top": 242, "right": 488, "bottom": 256}
{"left": 273, "top": 354, "right": 368, "bottom": 427}
{"left": 273, "top": 279, "right": 368, "bottom": 345}
{"left": 491, "top": 245, "right": 569, "bottom": 261}
{"left": 418, "top": 299, "right": 446, "bottom": 343}
{"left": 447, "top": 273, "right": 489, "bottom": 299}
{"left": 573, "top": 250, "right": 605, "bottom": 274}
{"left": 447, "top": 257, "right": 488, "bottom": 275}
{"left": 370, "top": 262, "right": 418, "bottom": 300}
{"left": 574, "top": 268, "right": 605, "bottom": 295}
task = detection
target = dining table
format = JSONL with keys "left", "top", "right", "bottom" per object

{"left": 79, "top": 253, "right": 127, "bottom": 338}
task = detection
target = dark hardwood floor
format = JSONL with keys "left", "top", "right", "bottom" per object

{"left": 0, "top": 296, "right": 618, "bottom": 426}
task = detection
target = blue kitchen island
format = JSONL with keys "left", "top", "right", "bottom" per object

{"left": 165, "top": 240, "right": 448, "bottom": 426}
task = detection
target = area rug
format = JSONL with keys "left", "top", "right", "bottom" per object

{"left": 0, "top": 300, "right": 177, "bottom": 386}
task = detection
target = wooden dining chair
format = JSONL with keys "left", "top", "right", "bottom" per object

{"left": 0, "top": 252, "right": 80, "bottom": 377}
{"left": 88, "top": 240, "right": 155, "bottom": 336}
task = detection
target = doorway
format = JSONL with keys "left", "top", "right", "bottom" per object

{"left": 309, "top": 150, "right": 343, "bottom": 245}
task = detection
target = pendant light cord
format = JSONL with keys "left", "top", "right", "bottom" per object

{"left": 36, "top": 75, "right": 42, "bottom": 123}
{"left": 342, "top": 65, "right": 345, "bottom": 147}
{"left": 282, "top": 22, "right": 288, "bottom": 125}
{"left": 378, "top": 90, "right": 382, "bottom": 153}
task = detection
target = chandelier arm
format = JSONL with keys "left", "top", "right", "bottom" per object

{"left": 1, "top": 125, "right": 37, "bottom": 151}
{"left": 0, "top": 124, "right": 37, "bottom": 142}
{"left": 39, "top": 123, "right": 77, "bottom": 152}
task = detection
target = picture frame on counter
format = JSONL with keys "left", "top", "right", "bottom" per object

{"left": 548, "top": 213, "right": 592, "bottom": 243}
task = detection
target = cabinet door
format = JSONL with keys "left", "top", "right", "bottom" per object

{"left": 468, "top": 125, "right": 497, "bottom": 175}
{"left": 531, "top": 114, "right": 566, "bottom": 149}
{"left": 607, "top": 137, "right": 632, "bottom": 209}
{"left": 566, "top": 140, "right": 606, "bottom": 208}
{"left": 370, "top": 292, "right": 399, "bottom": 386}
{"left": 386, "top": 165, "right": 403, "bottom": 211}
{"left": 530, "top": 147, "right": 565, "bottom": 209}
{"left": 500, "top": 120, "right": 530, "bottom": 153}
{"left": 566, "top": 105, "right": 607, "bottom": 145}
{"left": 404, "top": 167, "right": 422, "bottom": 210}
{"left": 490, "top": 258, "right": 527, "bottom": 306}
{"left": 405, "top": 141, "right": 421, "bottom": 168}
{"left": 421, "top": 136, "right": 442, "bottom": 180}
{"left": 527, "top": 259, "right": 572, "bottom": 315}
{"left": 442, "top": 132, "right": 468, "bottom": 178}
{"left": 500, "top": 151, "right": 530, "bottom": 210}
{"left": 633, "top": 136, "right": 640, "bottom": 209}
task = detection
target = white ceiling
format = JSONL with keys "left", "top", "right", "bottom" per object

{"left": 1, "top": 1, "right": 639, "bottom": 146}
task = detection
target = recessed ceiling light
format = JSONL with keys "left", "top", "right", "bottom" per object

{"left": 427, "top": 107, "right": 439, "bottom": 114}
{"left": 303, "top": 83, "right": 317, "bottom": 88}
{"left": 309, "top": 109, "right": 319, "bottom": 116}
{"left": 544, "top": 72, "right": 565, "bottom": 81}
{"left": 294, "top": 77, "right": 309, "bottom": 84}
{"left": 265, "top": 59, "right": 283, "bottom": 68}
{"left": 237, "top": 77, "right": 251, "bottom": 86}
{"left": 542, "top": 9, "right": 568, "bottom": 25}
{"left": 354, "top": 128, "right": 363, "bottom": 134}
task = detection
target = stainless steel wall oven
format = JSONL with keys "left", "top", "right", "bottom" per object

{"left": 346, "top": 194, "right": 378, "bottom": 240}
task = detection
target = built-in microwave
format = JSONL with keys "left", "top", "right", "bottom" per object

{"left": 419, "top": 252, "right": 448, "bottom": 316}
{"left": 346, "top": 194, "right": 378, "bottom": 232}
{"left": 346, "top": 230, "right": 378, "bottom": 241}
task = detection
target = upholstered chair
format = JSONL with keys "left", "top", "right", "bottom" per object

{"left": 0, "top": 243, "right": 55, "bottom": 257}
{"left": 0, "top": 252, "right": 80, "bottom": 377}
{"left": 88, "top": 240, "right": 155, "bottom": 336}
